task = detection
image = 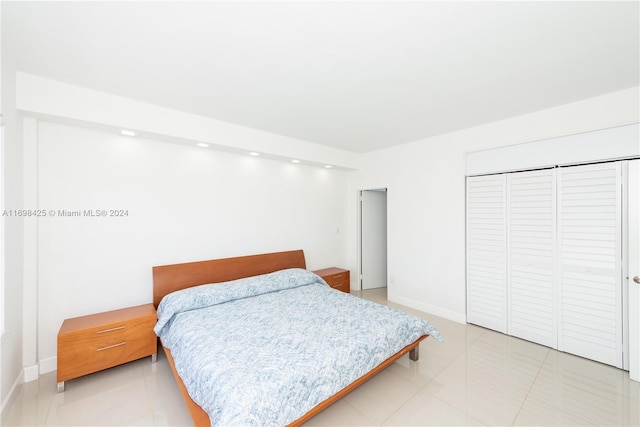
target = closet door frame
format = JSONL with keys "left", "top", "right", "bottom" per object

{"left": 625, "top": 159, "right": 639, "bottom": 379}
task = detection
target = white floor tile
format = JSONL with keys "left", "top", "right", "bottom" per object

{"left": 45, "top": 377, "right": 154, "bottom": 426}
{"left": 302, "top": 400, "right": 374, "bottom": 426}
{"left": 523, "top": 351, "right": 640, "bottom": 426}
{"left": 385, "top": 350, "right": 451, "bottom": 389}
{"left": 383, "top": 388, "right": 484, "bottom": 426}
{"left": 343, "top": 369, "right": 422, "bottom": 425}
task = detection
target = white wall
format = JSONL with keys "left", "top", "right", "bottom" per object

{"left": 347, "top": 87, "right": 639, "bottom": 323}
{"left": 0, "top": 2, "right": 26, "bottom": 414}
{"left": 32, "top": 121, "right": 349, "bottom": 370}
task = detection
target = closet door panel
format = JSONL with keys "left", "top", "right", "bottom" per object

{"left": 558, "top": 163, "right": 622, "bottom": 368}
{"left": 466, "top": 175, "right": 507, "bottom": 332}
{"left": 507, "top": 170, "right": 556, "bottom": 347}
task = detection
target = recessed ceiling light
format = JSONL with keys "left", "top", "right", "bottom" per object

{"left": 291, "top": 159, "right": 300, "bottom": 164}
{"left": 249, "top": 152, "right": 260, "bottom": 156}
{"left": 120, "top": 129, "right": 136, "bottom": 137}
{"left": 324, "top": 165, "right": 333, "bottom": 169}
{"left": 197, "top": 143, "right": 209, "bottom": 148}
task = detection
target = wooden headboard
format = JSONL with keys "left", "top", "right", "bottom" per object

{"left": 152, "top": 249, "right": 306, "bottom": 307}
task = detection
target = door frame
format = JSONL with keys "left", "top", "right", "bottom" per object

{"left": 626, "top": 159, "right": 639, "bottom": 380}
{"left": 357, "top": 188, "right": 388, "bottom": 292}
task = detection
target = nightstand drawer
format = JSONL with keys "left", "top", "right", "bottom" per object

{"left": 57, "top": 304, "right": 157, "bottom": 386}
{"left": 312, "top": 268, "right": 350, "bottom": 293}
{"left": 323, "top": 271, "right": 349, "bottom": 287}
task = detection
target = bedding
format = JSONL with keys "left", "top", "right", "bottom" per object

{"left": 155, "top": 268, "right": 443, "bottom": 426}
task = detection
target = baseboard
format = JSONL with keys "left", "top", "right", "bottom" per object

{"left": 23, "top": 364, "right": 39, "bottom": 382}
{"left": 388, "top": 293, "right": 467, "bottom": 324}
{"left": 39, "top": 356, "right": 56, "bottom": 375}
{"left": 0, "top": 370, "right": 22, "bottom": 424}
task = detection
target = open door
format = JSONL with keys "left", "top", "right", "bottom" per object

{"left": 360, "top": 189, "right": 387, "bottom": 290}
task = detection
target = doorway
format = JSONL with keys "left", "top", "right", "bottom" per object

{"left": 359, "top": 189, "right": 387, "bottom": 290}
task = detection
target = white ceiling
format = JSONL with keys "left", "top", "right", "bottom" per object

{"left": 4, "top": 1, "right": 639, "bottom": 153}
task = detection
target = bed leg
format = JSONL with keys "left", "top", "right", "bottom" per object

{"left": 151, "top": 352, "right": 157, "bottom": 364}
{"left": 409, "top": 346, "right": 419, "bottom": 361}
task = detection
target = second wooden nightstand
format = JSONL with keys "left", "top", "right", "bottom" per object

{"left": 57, "top": 303, "right": 157, "bottom": 392}
{"left": 313, "top": 267, "right": 350, "bottom": 293}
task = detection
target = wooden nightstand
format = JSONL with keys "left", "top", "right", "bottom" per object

{"left": 57, "top": 303, "right": 157, "bottom": 392}
{"left": 313, "top": 267, "right": 350, "bottom": 293}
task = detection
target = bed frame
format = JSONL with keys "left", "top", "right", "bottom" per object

{"left": 152, "top": 249, "right": 425, "bottom": 427}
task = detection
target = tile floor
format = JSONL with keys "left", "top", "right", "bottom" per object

{"left": 3, "top": 288, "right": 640, "bottom": 426}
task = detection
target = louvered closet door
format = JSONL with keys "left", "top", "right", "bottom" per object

{"left": 466, "top": 175, "right": 507, "bottom": 333}
{"left": 507, "top": 170, "right": 556, "bottom": 348}
{"left": 558, "top": 163, "right": 623, "bottom": 368}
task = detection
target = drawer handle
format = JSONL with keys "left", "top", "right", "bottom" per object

{"left": 97, "top": 342, "right": 127, "bottom": 352}
{"left": 97, "top": 326, "right": 126, "bottom": 334}
{"left": 332, "top": 275, "right": 343, "bottom": 279}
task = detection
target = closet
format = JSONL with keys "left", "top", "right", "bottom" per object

{"left": 466, "top": 124, "right": 639, "bottom": 371}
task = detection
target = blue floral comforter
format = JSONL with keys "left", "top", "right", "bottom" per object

{"left": 155, "top": 268, "right": 443, "bottom": 426}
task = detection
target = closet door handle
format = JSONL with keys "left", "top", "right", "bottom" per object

{"left": 633, "top": 276, "right": 640, "bottom": 285}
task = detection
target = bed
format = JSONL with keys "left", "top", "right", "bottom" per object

{"left": 152, "top": 249, "right": 443, "bottom": 426}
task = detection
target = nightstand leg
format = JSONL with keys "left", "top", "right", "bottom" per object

{"left": 57, "top": 381, "right": 65, "bottom": 393}
{"left": 151, "top": 352, "right": 157, "bottom": 364}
